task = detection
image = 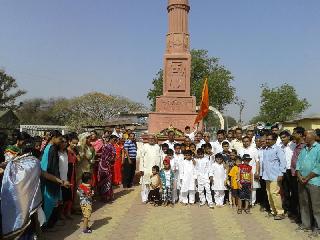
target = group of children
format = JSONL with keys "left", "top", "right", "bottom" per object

{"left": 146, "top": 143, "right": 255, "bottom": 214}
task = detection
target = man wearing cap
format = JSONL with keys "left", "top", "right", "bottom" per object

{"left": 262, "top": 132, "right": 286, "bottom": 220}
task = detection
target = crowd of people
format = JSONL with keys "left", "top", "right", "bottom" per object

{"left": 0, "top": 124, "right": 319, "bottom": 239}
{"left": 0, "top": 126, "right": 138, "bottom": 238}
{"left": 138, "top": 125, "right": 320, "bottom": 238}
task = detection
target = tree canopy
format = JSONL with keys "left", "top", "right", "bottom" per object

{"left": 147, "top": 49, "right": 235, "bottom": 112}
{"left": 0, "top": 70, "right": 26, "bottom": 110}
{"left": 250, "top": 84, "right": 310, "bottom": 123}
{"left": 17, "top": 92, "right": 147, "bottom": 130}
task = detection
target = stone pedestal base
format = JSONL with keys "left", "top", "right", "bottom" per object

{"left": 148, "top": 112, "right": 199, "bottom": 134}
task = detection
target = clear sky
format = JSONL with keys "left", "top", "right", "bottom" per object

{"left": 0, "top": 0, "right": 319, "bottom": 122}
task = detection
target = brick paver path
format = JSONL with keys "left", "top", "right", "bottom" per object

{"left": 45, "top": 187, "right": 315, "bottom": 240}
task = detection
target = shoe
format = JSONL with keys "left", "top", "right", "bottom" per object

{"left": 83, "top": 228, "right": 92, "bottom": 234}
{"left": 274, "top": 214, "right": 285, "bottom": 220}
{"left": 208, "top": 204, "right": 214, "bottom": 209}
{"left": 199, "top": 202, "right": 206, "bottom": 207}
{"left": 308, "top": 230, "right": 319, "bottom": 238}
{"left": 265, "top": 212, "right": 274, "bottom": 218}
{"left": 295, "top": 225, "right": 312, "bottom": 233}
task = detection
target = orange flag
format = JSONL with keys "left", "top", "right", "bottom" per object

{"left": 194, "top": 78, "right": 209, "bottom": 124}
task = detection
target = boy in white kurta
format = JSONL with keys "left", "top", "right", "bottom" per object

{"left": 180, "top": 150, "right": 197, "bottom": 205}
{"left": 195, "top": 148, "right": 214, "bottom": 208}
{"left": 172, "top": 143, "right": 184, "bottom": 202}
{"left": 139, "top": 136, "right": 162, "bottom": 203}
{"left": 211, "top": 153, "right": 227, "bottom": 206}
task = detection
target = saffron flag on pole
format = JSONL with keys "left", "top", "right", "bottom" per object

{"left": 194, "top": 77, "right": 209, "bottom": 124}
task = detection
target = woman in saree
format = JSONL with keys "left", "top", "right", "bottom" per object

{"left": 41, "top": 130, "right": 70, "bottom": 227}
{"left": 66, "top": 133, "right": 80, "bottom": 215}
{"left": 113, "top": 137, "right": 124, "bottom": 186}
{"left": 90, "top": 131, "right": 104, "bottom": 188}
{"left": 2, "top": 136, "right": 70, "bottom": 238}
{"left": 97, "top": 135, "right": 117, "bottom": 202}
{"left": 78, "top": 132, "right": 95, "bottom": 176}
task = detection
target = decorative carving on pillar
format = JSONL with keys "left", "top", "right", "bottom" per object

{"left": 167, "top": 60, "right": 186, "bottom": 91}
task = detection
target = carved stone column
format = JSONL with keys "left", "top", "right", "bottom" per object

{"left": 148, "top": 0, "right": 198, "bottom": 134}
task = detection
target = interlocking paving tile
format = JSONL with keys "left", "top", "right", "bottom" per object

{"left": 45, "top": 187, "right": 316, "bottom": 240}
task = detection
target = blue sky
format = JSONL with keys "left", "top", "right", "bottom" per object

{"left": 0, "top": 0, "right": 319, "bottom": 122}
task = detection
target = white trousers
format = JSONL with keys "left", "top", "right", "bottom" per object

{"left": 181, "top": 190, "right": 196, "bottom": 204}
{"left": 141, "top": 184, "right": 150, "bottom": 203}
{"left": 214, "top": 190, "right": 225, "bottom": 206}
{"left": 251, "top": 189, "right": 256, "bottom": 205}
{"left": 198, "top": 182, "right": 213, "bottom": 205}
{"left": 173, "top": 178, "right": 179, "bottom": 202}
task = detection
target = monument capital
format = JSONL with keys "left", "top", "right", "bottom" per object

{"left": 168, "top": 0, "right": 189, "bottom": 7}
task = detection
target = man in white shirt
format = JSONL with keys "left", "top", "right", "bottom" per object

{"left": 139, "top": 135, "right": 162, "bottom": 203}
{"left": 211, "top": 129, "right": 228, "bottom": 154}
{"left": 195, "top": 132, "right": 206, "bottom": 150}
{"left": 271, "top": 125, "right": 282, "bottom": 146}
{"left": 112, "top": 125, "right": 123, "bottom": 138}
{"left": 185, "top": 126, "right": 196, "bottom": 141}
{"left": 164, "top": 130, "right": 179, "bottom": 150}
{"left": 230, "top": 128, "right": 244, "bottom": 152}
{"left": 279, "top": 130, "right": 296, "bottom": 215}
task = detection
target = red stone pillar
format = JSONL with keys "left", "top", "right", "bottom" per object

{"left": 148, "top": 0, "right": 198, "bottom": 134}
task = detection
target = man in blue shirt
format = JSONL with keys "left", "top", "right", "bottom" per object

{"left": 262, "top": 132, "right": 286, "bottom": 220}
{"left": 296, "top": 130, "right": 320, "bottom": 236}
{"left": 123, "top": 133, "right": 137, "bottom": 188}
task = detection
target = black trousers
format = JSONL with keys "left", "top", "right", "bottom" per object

{"left": 122, "top": 158, "right": 136, "bottom": 188}
{"left": 259, "top": 177, "right": 271, "bottom": 212}
{"left": 148, "top": 188, "right": 161, "bottom": 204}
{"left": 290, "top": 175, "right": 300, "bottom": 220}
{"left": 282, "top": 170, "right": 292, "bottom": 213}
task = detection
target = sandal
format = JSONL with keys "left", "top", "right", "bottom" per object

{"left": 244, "top": 209, "right": 250, "bottom": 214}
{"left": 237, "top": 209, "right": 242, "bottom": 214}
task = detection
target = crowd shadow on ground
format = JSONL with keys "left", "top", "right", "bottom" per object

{"left": 44, "top": 187, "right": 134, "bottom": 240}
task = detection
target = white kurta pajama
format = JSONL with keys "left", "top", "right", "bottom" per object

{"left": 171, "top": 153, "right": 184, "bottom": 202}
{"left": 196, "top": 157, "right": 213, "bottom": 205}
{"left": 239, "top": 146, "right": 261, "bottom": 204}
{"left": 180, "top": 159, "right": 197, "bottom": 204}
{"left": 211, "top": 162, "right": 227, "bottom": 206}
{"left": 139, "top": 143, "right": 162, "bottom": 203}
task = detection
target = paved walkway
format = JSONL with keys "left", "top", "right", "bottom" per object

{"left": 46, "top": 187, "right": 315, "bottom": 240}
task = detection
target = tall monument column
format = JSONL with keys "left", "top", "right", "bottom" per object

{"left": 148, "top": 0, "right": 198, "bottom": 134}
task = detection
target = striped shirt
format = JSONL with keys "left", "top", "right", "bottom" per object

{"left": 124, "top": 140, "right": 137, "bottom": 159}
{"left": 262, "top": 144, "right": 286, "bottom": 181}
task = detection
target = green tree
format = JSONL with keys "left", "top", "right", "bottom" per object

{"left": 0, "top": 70, "right": 26, "bottom": 110}
{"left": 147, "top": 49, "right": 235, "bottom": 112}
{"left": 17, "top": 98, "right": 65, "bottom": 125}
{"left": 251, "top": 84, "right": 310, "bottom": 123}
{"left": 52, "top": 92, "right": 147, "bottom": 130}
